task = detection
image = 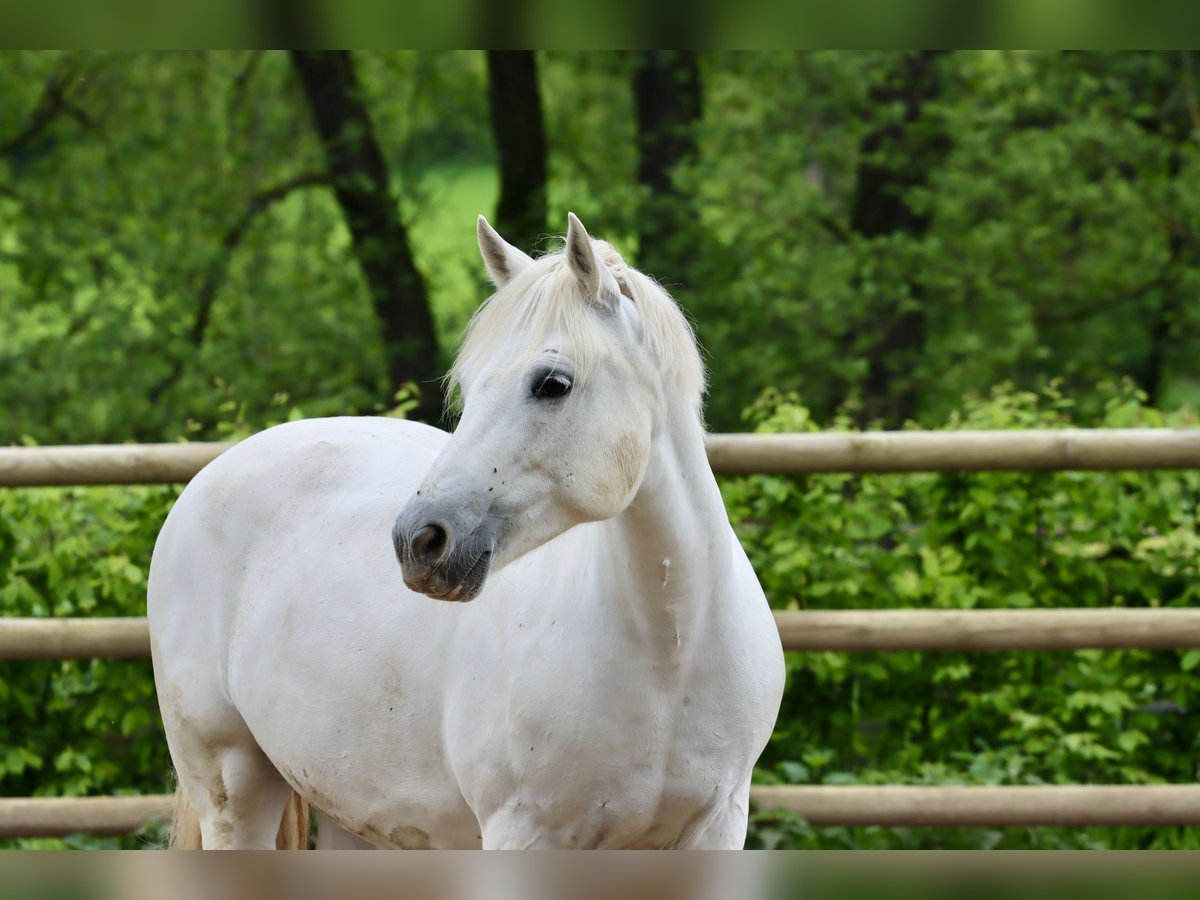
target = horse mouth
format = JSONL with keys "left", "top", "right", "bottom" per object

{"left": 420, "top": 548, "right": 491, "bottom": 603}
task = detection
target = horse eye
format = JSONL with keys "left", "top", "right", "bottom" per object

{"left": 533, "top": 374, "right": 572, "bottom": 399}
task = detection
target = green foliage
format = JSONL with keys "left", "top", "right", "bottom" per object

{"left": 677, "top": 51, "right": 1200, "bottom": 428}
{"left": 0, "top": 52, "right": 492, "bottom": 445}
{"left": 0, "top": 483, "right": 176, "bottom": 848}
{"left": 3, "top": 51, "right": 1200, "bottom": 849}
{"left": 727, "top": 383, "right": 1200, "bottom": 848}
{"left": 4, "top": 52, "right": 1199, "bottom": 437}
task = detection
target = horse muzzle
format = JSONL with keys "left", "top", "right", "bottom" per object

{"left": 392, "top": 508, "right": 496, "bottom": 603}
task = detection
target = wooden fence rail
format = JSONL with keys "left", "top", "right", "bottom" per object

{"left": 5, "top": 608, "right": 1200, "bottom": 660}
{"left": 0, "top": 443, "right": 229, "bottom": 487}
{"left": 0, "top": 618, "right": 152, "bottom": 660}
{"left": 751, "top": 785, "right": 1200, "bottom": 828}
{"left": 705, "top": 429, "right": 1200, "bottom": 475}
{"left": 773, "top": 608, "right": 1200, "bottom": 651}
{"left": 6, "top": 785, "right": 1200, "bottom": 838}
{"left": 3, "top": 429, "right": 1200, "bottom": 486}
{"left": 0, "top": 795, "right": 173, "bottom": 839}
{"left": 3, "top": 430, "right": 1200, "bottom": 840}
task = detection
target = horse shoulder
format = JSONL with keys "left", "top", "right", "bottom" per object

{"left": 149, "top": 416, "right": 450, "bottom": 674}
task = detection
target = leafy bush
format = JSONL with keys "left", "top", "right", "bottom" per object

{"left": 727, "top": 382, "right": 1200, "bottom": 848}
{"left": 0, "top": 483, "right": 177, "bottom": 848}
{"left": 4, "top": 382, "right": 1200, "bottom": 848}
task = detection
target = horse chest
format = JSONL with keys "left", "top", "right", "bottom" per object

{"left": 442, "top": 624, "right": 749, "bottom": 843}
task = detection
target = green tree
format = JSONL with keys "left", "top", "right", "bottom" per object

{"left": 290, "top": 51, "right": 444, "bottom": 424}
{"left": 486, "top": 51, "right": 548, "bottom": 253}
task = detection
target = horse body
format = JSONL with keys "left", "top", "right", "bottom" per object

{"left": 149, "top": 215, "right": 785, "bottom": 849}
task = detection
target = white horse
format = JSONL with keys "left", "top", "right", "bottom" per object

{"left": 148, "top": 213, "right": 785, "bottom": 849}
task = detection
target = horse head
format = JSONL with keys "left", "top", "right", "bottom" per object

{"left": 393, "top": 213, "right": 703, "bottom": 602}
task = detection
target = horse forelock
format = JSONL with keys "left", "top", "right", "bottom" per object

{"left": 448, "top": 241, "right": 706, "bottom": 418}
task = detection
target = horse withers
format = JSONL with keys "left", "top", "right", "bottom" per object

{"left": 148, "top": 213, "right": 785, "bottom": 849}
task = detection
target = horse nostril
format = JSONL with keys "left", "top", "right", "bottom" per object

{"left": 410, "top": 523, "right": 450, "bottom": 566}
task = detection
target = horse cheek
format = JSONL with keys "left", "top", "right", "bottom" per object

{"left": 613, "top": 430, "right": 648, "bottom": 500}
{"left": 574, "top": 431, "right": 646, "bottom": 520}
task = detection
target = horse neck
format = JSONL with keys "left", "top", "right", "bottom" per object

{"left": 598, "top": 406, "right": 733, "bottom": 649}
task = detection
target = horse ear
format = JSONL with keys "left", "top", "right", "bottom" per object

{"left": 565, "top": 212, "right": 621, "bottom": 306}
{"left": 477, "top": 215, "right": 533, "bottom": 287}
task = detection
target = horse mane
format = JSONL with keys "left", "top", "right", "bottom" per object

{"left": 448, "top": 239, "right": 707, "bottom": 419}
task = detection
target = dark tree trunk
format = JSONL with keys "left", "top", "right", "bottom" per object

{"left": 485, "top": 51, "right": 547, "bottom": 253}
{"left": 1143, "top": 148, "right": 1187, "bottom": 407}
{"left": 632, "top": 51, "right": 703, "bottom": 287}
{"left": 851, "top": 51, "right": 949, "bottom": 426}
{"left": 1127, "top": 53, "right": 1198, "bottom": 406}
{"left": 289, "top": 51, "right": 443, "bottom": 423}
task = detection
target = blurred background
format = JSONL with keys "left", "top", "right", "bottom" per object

{"left": 4, "top": 51, "right": 1198, "bottom": 440}
{"left": 2, "top": 51, "right": 1199, "bottom": 850}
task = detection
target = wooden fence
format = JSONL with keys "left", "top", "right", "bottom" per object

{"left": 6, "top": 785, "right": 1200, "bottom": 838}
{"left": 3, "top": 430, "right": 1200, "bottom": 840}
{"left": 5, "top": 608, "right": 1200, "bottom": 660}
{"left": 3, "top": 428, "right": 1200, "bottom": 487}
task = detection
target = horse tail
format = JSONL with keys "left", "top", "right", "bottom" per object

{"left": 276, "top": 791, "right": 311, "bottom": 849}
{"left": 167, "top": 784, "right": 202, "bottom": 849}
{"left": 168, "top": 783, "right": 311, "bottom": 849}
